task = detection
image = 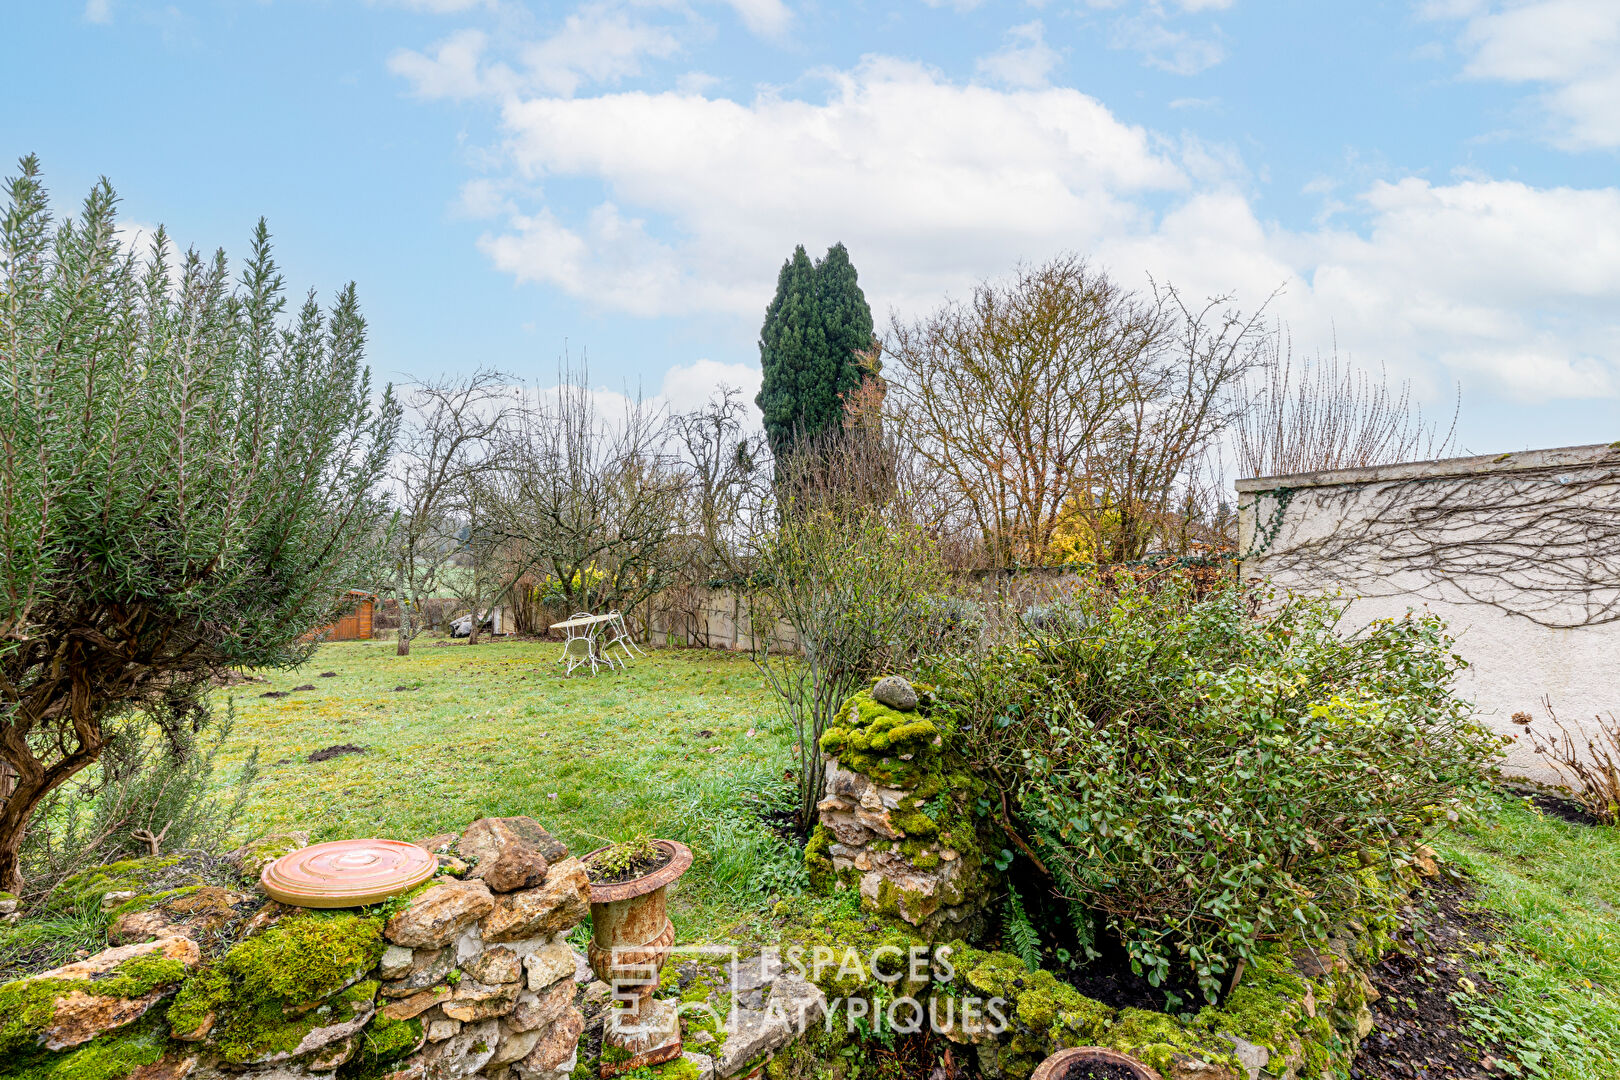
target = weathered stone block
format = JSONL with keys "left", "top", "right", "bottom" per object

{"left": 439, "top": 975, "right": 523, "bottom": 1022}
{"left": 521, "top": 941, "right": 578, "bottom": 991}
{"left": 461, "top": 817, "right": 552, "bottom": 894}
{"left": 385, "top": 879, "right": 495, "bottom": 948}
{"left": 480, "top": 859, "right": 589, "bottom": 943}
{"left": 508, "top": 975, "right": 576, "bottom": 1033}
{"left": 465, "top": 944, "right": 523, "bottom": 985}
{"left": 11, "top": 936, "right": 200, "bottom": 1051}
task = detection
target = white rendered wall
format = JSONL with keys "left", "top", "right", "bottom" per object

{"left": 1237, "top": 444, "right": 1620, "bottom": 781}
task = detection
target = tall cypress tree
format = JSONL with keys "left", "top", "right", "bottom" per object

{"left": 756, "top": 242, "right": 874, "bottom": 459}
{"left": 815, "top": 242, "right": 876, "bottom": 384}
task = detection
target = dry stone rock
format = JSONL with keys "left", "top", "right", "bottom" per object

{"left": 381, "top": 947, "right": 454, "bottom": 997}
{"left": 427, "top": 1018, "right": 461, "bottom": 1042}
{"left": 518, "top": 1008, "right": 585, "bottom": 1073}
{"left": 710, "top": 974, "right": 826, "bottom": 1079}
{"left": 20, "top": 936, "right": 200, "bottom": 1050}
{"left": 508, "top": 977, "right": 576, "bottom": 1033}
{"left": 480, "top": 859, "right": 589, "bottom": 943}
{"left": 385, "top": 879, "right": 494, "bottom": 948}
{"left": 379, "top": 946, "right": 415, "bottom": 981}
{"left": 489, "top": 1025, "right": 543, "bottom": 1067}
{"left": 521, "top": 941, "right": 577, "bottom": 991}
{"left": 1218, "top": 1034, "right": 1268, "bottom": 1080}
{"left": 711, "top": 1008, "right": 791, "bottom": 1078}
{"left": 455, "top": 925, "right": 485, "bottom": 964}
{"left": 461, "top": 818, "right": 552, "bottom": 893}
{"left": 255, "top": 986, "right": 375, "bottom": 1066}
{"left": 465, "top": 945, "right": 523, "bottom": 985}
{"left": 871, "top": 676, "right": 918, "bottom": 711}
{"left": 766, "top": 971, "right": 826, "bottom": 1028}
{"left": 440, "top": 977, "right": 523, "bottom": 1022}
{"left": 427, "top": 1017, "right": 501, "bottom": 1078}
{"left": 307, "top": 1033, "right": 359, "bottom": 1071}
{"left": 381, "top": 987, "right": 454, "bottom": 1021}
{"left": 108, "top": 886, "right": 254, "bottom": 945}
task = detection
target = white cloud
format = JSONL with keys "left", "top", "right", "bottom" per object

{"left": 1434, "top": 0, "right": 1620, "bottom": 149}
{"left": 84, "top": 0, "right": 112, "bottom": 23}
{"left": 390, "top": 28, "right": 503, "bottom": 100}
{"left": 720, "top": 0, "right": 792, "bottom": 38}
{"left": 1101, "top": 178, "right": 1620, "bottom": 403}
{"left": 460, "top": 55, "right": 1620, "bottom": 404}
{"left": 660, "top": 358, "right": 762, "bottom": 415}
{"left": 519, "top": 7, "right": 682, "bottom": 96}
{"left": 489, "top": 57, "right": 1182, "bottom": 317}
{"left": 976, "top": 21, "right": 1062, "bottom": 90}
{"left": 1110, "top": 15, "right": 1225, "bottom": 74}
{"left": 389, "top": 4, "right": 683, "bottom": 102}
{"left": 1084, "top": 0, "right": 1230, "bottom": 73}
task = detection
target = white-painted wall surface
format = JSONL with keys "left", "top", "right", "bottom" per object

{"left": 1237, "top": 443, "right": 1620, "bottom": 781}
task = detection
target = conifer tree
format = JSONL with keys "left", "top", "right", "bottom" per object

{"left": 755, "top": 243, "right": 874, "bottom": 459}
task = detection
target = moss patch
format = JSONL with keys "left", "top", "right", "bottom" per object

{"left": 337, "top": 1013, "right": 423, "bottom": 1079}
{"left": 0, "top": 952, "right": 190, "bottom": 1059}
{"left": 804, "top": 826, "right": 836, "bottom": 896}
{"left": 169, "top": 908, "right": 387, "bottom": 1064}
{"left": 818, "top": 692, "right": 939, "bottom": 788}
{"left": 3, "top": 1016, "right": 168, "bottom": 1080}
{"left": 46, "top": 857, "right": 188, "bottom": 917}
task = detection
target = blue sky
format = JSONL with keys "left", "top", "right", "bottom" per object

{"left": 6, "top": 0, "right": 1618, "bottom": 456}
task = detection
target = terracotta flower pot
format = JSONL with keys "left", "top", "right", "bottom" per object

{"left": 1031, "top": 1047, "right": 1163, "bottom": 1080}
{"left": 581, "top": 839, "right": 693, "bottom": 1077}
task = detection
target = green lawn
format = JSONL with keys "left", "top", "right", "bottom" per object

{"left": 212, "top": 639, "right": 803, "bottom": 943}
{"left": 20, "top": 638, "right": 1620, "bottom": 1078}
{"left": 1439, "top": 796, "right": 1620, "bottom": 1079}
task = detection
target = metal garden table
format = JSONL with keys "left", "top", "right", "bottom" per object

{"left": 550, "top": 612, "right": 622, "bottom": 677}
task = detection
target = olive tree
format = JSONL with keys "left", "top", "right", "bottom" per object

{"left": 0, "top": 157, "right": 399, "bottom": 892}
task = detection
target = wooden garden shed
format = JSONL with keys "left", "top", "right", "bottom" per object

{"left": 326, "top": 590, "right": 378, "bottom": 641}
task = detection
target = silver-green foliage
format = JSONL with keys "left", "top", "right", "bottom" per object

{"left": 0, "top": 155, "right": 399, "bottom": 891}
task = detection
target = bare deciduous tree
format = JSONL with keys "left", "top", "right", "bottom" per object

{"left": 1233, "top": 332, "right": 1458, "bottom": 479}
{"left": 887, "top": 256, "right": 1270, "bottom": 567}
{"left": 483, "top": 366, "right": 688, "bottom": 621}
{"left": 1074, "top": 282, "right": 1272, "bottom": 562}
{"left": 387, "top": 370, "right": 513, "bottom": 654}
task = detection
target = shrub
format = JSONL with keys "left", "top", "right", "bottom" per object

{"left": 0, "top": 156, "right": 398, "bottom": 893}
{"left": 752, "top": 507, "right": 948, "bottom": 827}
{"left": 1515, "top": 704, "right": 1620, "bottom": 824}
{"left": 929, "top": 574, "right": 1504, "bottom": 1001}
{"left": 18, "top": 696, "right": 259, "bottom": 904}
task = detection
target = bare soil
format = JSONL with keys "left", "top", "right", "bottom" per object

{"left": 1350, "top": 874, "right": 1513, "bottom": 1080}
{"left": 307, "top": 744, "right": 367, "bottom": 763}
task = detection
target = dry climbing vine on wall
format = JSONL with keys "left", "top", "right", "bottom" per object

{"left": 1243, "top": 452, "right": 1620, "bottom": 629}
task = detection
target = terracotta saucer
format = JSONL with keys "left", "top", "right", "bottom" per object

{"left": 261, "top": 838, "right": 437, "bottom": 908}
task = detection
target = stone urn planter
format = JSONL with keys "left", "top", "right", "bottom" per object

{"left": 581, "top": 839, "right": 693, "bottom": 1077}
{"left": 1031, "top": 1047, "right": 1163, "bottom": 1080}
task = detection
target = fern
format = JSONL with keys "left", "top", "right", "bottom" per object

{"left": 1004, "top": 883, "right": 1043, "bottom": 971}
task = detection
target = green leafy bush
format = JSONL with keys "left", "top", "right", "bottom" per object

{"left": 930, "top": 575, "right": 1504, "bottom": 1001}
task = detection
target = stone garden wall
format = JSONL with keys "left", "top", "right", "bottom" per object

{"left": 807, "top": 677, "right": 991, "bottom": 938}
{"left": 1237, "top": 442, "right": 1620, "bottom": 781}
{"left": 0, "top": 817, "right": 595, "bottom": 1080}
